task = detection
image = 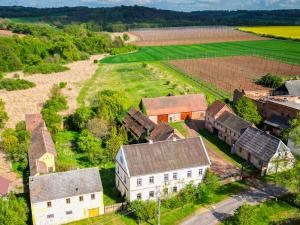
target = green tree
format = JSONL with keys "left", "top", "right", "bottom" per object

{"left": 0, "top": 99, "right": 8, "bottom": 128}
{"left": 197, "top": 170, "right": 220, "bottom": 203}
{"left": 236, "top": 96, "right": 262, "bottom": 125}
{"left": 41, "top": 108, "right": 62, "bottom": 134}
{"left": 229, "top": 204, "right": 257, "bottom": 225}
{"left": 106, "top": 126, "right": 128, "bottom": 161}
{"left": 288, "top": 113, "right": 300, "bottom": 146}
{"left": 0, "top": 193, "right": 29, "bottom": 225}
{"left": 71, "top": 106, "right": 95, "bottom": 131}
{"left": 86, "top": 117, "right": 111, "bottom": 139}
{"left": 129, "top": 200, "right": 157, "bottom": 222}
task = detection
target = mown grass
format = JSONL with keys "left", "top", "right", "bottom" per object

{"left": 77, "top": 62, "right": 224, "bottom": 107}
{"left": 101, "top": 40, "right": 300, "bottom": 65}
{"left": 169, "top": 122, "right": 189, "bottom": 137}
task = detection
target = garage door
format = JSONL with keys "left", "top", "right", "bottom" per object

{"left": 88, "top": 208, "right": 99, "bottom": 217}
{"left": 181, "top": 112, "right": 192, "bottom": 120}
{"left": 157, "top": 114, "right": 168, "bottom": 123}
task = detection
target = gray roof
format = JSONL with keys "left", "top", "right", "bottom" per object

{"left": 264, "top": 115, "right": 289, "bottom": 129}
{"left": 268, "top": 100, "right": 300, "bottom": 110}
{"left": 122, "top": 137, "right": 210, "bottom": 176}
{"left": 216, "top": 112, "right": 252, "bottom": 135}
{"left": 285, "top": 80, "right": 300, "bottom": 96}
{"left": 29, "top": 168, "right": 102, "bottom": 203}
{"left": 235, "top": 127, "right": 286, "bottom": 162}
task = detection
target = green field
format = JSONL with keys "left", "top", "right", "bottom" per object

{"left": 78, "top": 62, "right": 229, "bottom": 107}
{"left": 101, "top": 40, "right": 300, "bottom": 65}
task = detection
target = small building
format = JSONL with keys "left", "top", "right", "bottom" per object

{"left": 25, "top": 114, "right": 45, "bottom": 133}
{"left": 141, "top": 94, "right": 208, "bottom": 124}
{"left": 274, "top": 80, "right": 300, "bottom": 96}
{"left": 123, "top": 107, "right": 179, "bottom": 142}
{"left": 214, "top": 112, "right": 252, "bottom": 146}
{"left": 115, "top": 137, "right": 211, "bottom": 202}
{"left": 263, "top": 114, "right": 289, "bottom": 136}
{"left": 29, "top": 167, "right": 104, "bottom": 225}
{"left": 233, "top": 127, "right": 295, "bottom": 176}
{"left": 205, "top": 100, "right": 233, "bottom": 133}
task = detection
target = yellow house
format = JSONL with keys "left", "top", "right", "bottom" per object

{"left": 29, "top": 168, "right": 104, "bottom": 225}
{"left": 26, "top": 114, "right": 57, "bottom": 176}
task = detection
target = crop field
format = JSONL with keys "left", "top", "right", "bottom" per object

{"left": 129, "top": 27, "right": 267, "bottom": 46}
{"left": 101, "top": 40, "right": 300, "bottom": 66}
{"left": 239, "top": 26, "right": 300, "bottom": 40}
{"left": 169, "top": 56, "right": 300, "bottom": 92}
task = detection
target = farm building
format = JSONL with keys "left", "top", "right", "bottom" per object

{"left": 141, "top": 94, "right": 207, "bottom": 124}
{"left": 115, "top": 137, "right": 211, "bottom": 201}
{"left": 26, "top": 114, "right": 57, "bottom": 176}
{"left": 205, "top": 100, "right": 233, "bottom": 133}
{"left": 274, "top": 80, "right": 300, "bottom": 96}
{"left": 214, "top": 112, "right": 252, "bottom": 146}
{"left": 233, "top": 127, "right": 295, "bottom": 176}
{"left": 29, "top": 167, "right": 104, "bottom": 225}
{"left": 123, "top": 107, "right": 179, "bottom": 142}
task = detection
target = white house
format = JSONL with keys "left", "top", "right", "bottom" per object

{"left": 115, "top": 137, "right": 211, "bottom": 202}
{"left": 29, "top": 168, "right": 104, "bottom": 225}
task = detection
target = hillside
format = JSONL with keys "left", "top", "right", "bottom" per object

{"left": 0, "top": 6, "right": 300, "bottom": 31}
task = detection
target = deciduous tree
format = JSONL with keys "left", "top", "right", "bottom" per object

{"left": 236, "top": 96, "right": 262, "bottom": 125}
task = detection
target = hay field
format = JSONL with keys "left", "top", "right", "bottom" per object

{"left": 239, "top": 26, "right": 300, "bottom": 39}
{"left": 1, "top": 55, "right": 104, "bottom": 128}
{"left": 129, "top": 27, "right": 267, "bottom": 46}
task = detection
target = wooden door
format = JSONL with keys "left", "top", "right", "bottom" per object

{"left": 157, "top": 114, "right": 168, "bottom": 123}
{"left": 181, "top": 112, "right": 192, "bottom": 121}
{"left": 88, "top": 208, "right": 99, "bottom": 217}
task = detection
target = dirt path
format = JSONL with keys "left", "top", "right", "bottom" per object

{"left": 1, "top": 55, "right": 105, "bottom": 128}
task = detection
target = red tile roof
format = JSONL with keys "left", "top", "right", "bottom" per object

{"left": 206, "top": 100, "right": 232, "bottom": 117}
{"left": 142, "top": 94, "right": 207, "bottom": 116}
{"left": 25, "top": 114, "right": 46, "bottom": 133}
{"left": 0, "top": 175, "right": 10, "bottom": 195}
{"left": 148, "top": 122, "right": 175, "bottom": 142}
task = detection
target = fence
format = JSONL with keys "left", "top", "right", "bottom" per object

{"left": 104, "top": 202, "right": 127, "bottom": 214}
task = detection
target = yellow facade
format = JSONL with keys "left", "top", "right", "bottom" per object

{"left": 39, "top": 153, "right": 55, "bottom": 172}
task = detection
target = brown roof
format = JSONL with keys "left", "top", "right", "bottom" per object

{"left": 122, "top": 137, "right": 210, "bottom": 176}
{"left": 142, "top": 94, "right": 208, "bottom": 116}
{"left": 148, "top": 122, "right": 175, "bottom": 142}
{"left": 29, "top": 127, "right": 57, "bottom": 176}
{"left": 0, "top": 175, "right": 10, "bottom": 196}
{"left": 123, "top": 107, "right": 155, "bottom": 138}
{"left": 216, "top": 112, "right": 252, "bottom": 135}
{"left": 25, "top": 114, "right": 45, "bottom": 133}
{"left": 206, "top": 100, "right": 232, "bottom": 117}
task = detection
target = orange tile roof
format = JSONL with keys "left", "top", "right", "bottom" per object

{"left": 206, "top": 100, "right": 232, "bottom": 117}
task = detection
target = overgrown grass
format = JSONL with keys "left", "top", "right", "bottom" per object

{"left": 101, "top": 40, "right": 300, "bottom": 66}
{"left": 77, "top": 62, "right": 221, "bottom": 107}
{"left": 0, "top": 78, "right": 35, "bottom": 91}
{"left": 24, "top": 63, "right": 69, "bottom": 74}
{"left": 169, "top": 122, "right": 189, "bottom": 137}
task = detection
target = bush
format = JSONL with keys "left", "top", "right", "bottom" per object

{"left": 24, "top": 63, "right": 69, "bottom": 74}
{"left": 123, "top": 33, "right": 130, "bottom": 41}
{"left": 236, "top": 96, "right": 262, "bottom": 125}
{"left": 0, "top": 78, "right": 35, "bottom": 91}
{"left": 0, "top": 99, "right": 8, "bottom": 128}
{"left": 41, "top": 108, "right": 62, "bottom": 134}
{"left": 43, "top": 96, "right": 68, "bottom": 112}
{"left": 109, "top": 45, "right": 138, "bottom": 55}
{"left": 129, "top": 200, "right": 157, "bottom": 222}
{"left": 162, "top": 195, "right": 183, "bottom": 209}
{"left": 59, "top": 82, "right": 67, "bottom": 89}
{"left": 70, "top": 106, "right": 95, "bottom": 131}
{"left": 256, "top": 74, "right": 284, "bottom": 89}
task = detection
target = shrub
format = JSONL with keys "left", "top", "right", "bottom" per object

{"left": 41, "top": 108, "right": 62, "bottom": 134}
{"left": 0, "top": 99, "right": 8, "bottom": 128}
{"left": 0, "top": 78, "right": 36, "bottom": 91}
{"left": 59, "top": 82, "right": 67, "bottom": 89}
{"left": 236, "top": 96, "right": 262, "bottom": 125}
{"left": 70, "top": 106, "right": 95, "bottom": 131}
{"left": 129, "top": 200, "right": 157, "bottom": 222}
{"left": 109, "top": 45, "right": 138, "bottom": 55}
{"left": 43, "top": 96, "right": 68, "bottom": 112}
{"left": 24, "top": 63, "right": 69, "bottom": 74}
{"left": 123, "top": 33, "right": 130, "bottom": 41}
{"left": 256, "top": 74, "right": 284, "bottom": 89}
{"left": 162, "top": 195, "right": 182, "bottom": 209}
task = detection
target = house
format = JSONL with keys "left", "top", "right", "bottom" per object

{"left": 29, "top": 167, "right": 104, "bottom": 225}
{"left": 233, "top": 127, "right": 295, "bottom": 176}
{"left": 26, "top": 114, "right": 57, "bottom": 176}
{"left": 123, "top": 107, "right": 179, "bottom": 142}
{"left": 141, "top": 94, "right": 208, "bottom": 124}
{"left": 214, "top": 112, "right": 252, "bottom": 146}
{"left": 205, "top": 100, "right": 233, "bottom": 133}
{"left": 115, "top": 137, "right": 211, "bottom": 202}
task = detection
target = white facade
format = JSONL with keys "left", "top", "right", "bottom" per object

{"left": 32, "top": 192, "right": 104, "bottom": 225}
{"left": 115, "top": 147, "right": 210, "bottom": 202}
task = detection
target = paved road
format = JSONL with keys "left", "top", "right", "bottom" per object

{"left": 180, "top": 187, "right": 275, "bottom": 225}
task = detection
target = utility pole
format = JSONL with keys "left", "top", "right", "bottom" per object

{"left": 157, "top": 191, "right": 161, "bottom": 225}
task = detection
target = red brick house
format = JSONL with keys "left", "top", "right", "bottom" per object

{"left": 205, "top": 100, "right": 233, "bottom": 133}
{"left": 141, "top": 94, "right": 208, "bottom": 124}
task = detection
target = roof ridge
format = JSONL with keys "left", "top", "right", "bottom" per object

{"left": 142, "top": 93, "right": 204, "bottom": 100}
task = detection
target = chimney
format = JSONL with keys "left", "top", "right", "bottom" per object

{"left": 149, "top": 140, "right": 153, "bottom": 144}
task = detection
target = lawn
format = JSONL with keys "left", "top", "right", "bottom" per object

{"left": 239, "top": 26, "right": 300, "bottom": 40}
{"left": 169, "top": 122, "right": 189, "bottom": 137}
{"left": 78, "top": 62, "right": 225, "bottom": 107}
{"left": 66, "top": 181, "right": 249, "bottom": 225}
{"left": 101, "top": 40, "right": 300, "bottom": 66}
{"left": 54, "top": 131, "right": 123, "bottom": 205}
{"left": 222, "top": 200, "right": 300, "bottom": 225}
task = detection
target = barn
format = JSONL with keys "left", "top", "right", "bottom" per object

{"left": 140, "top": 94, "right": 208, "bottom": 124}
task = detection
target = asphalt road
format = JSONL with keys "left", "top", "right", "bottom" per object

{"left": 180, "top": 187, "right": 275, "bottom": 225}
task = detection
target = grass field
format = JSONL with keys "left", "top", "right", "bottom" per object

{"left": 101, "top": 40, "right": 300, "bottom": 65}
{"left": 239, "top": 26, "right": 300, "bottom": 40}
{"left": 78, "top": 62, "right": 228, "bottom": 107}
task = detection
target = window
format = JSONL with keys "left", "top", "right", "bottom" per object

{"left": 149, "top": 191, "right": 155, "bottom": 198}
{"left": 47, "top": 214, "right": 54, "bottom": 219}
{"left": 173, "top": 172, "right": 178, "bottom": 180}
{"left": 173, "top": 186, "right": 178, "bottom": 193}
{"left": 66, "top": 198, "right": 71, "bottom": 204}
{"left": 199, "top": 169, "right": 203, "bottom": 176}
{"left": 120, "top": 156, "right": 124, "bottom": 164}
{"left": 164, "top": 174, "right": 169, "bottom": 182}
{"left": 149, "top": 176, "right": 154, "bottom": 184}
{"left": 91, "top": 194, "right": 95, "bottom": 200}
{"left": 187, "top": 170, "right": 192, "bottom": 178}
{"left": 79, "top": 196, "right": 84, "bottom": 202}
{"left": 47, "top": 201, "right": 52, "bottom": 207}
{"left": 117, "top": 166, "right": 120, "bottom": 174}
{"left": 66, "top": 211, "right": 72, "bottom": 215}
{"left": 137, "top": 178, "right": 142, "bottom": 186}
{"left": 137, "top": 193, "right": 142, "bottom": 200}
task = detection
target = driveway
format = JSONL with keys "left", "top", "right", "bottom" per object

{"left": 180, "top": 186, "right": 277, "bottom": 225}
